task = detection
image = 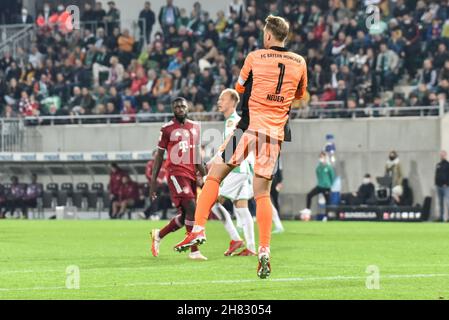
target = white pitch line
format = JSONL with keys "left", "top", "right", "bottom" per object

{"left": 2, "top": 263, "right": 449, "bottom": 275}
{"left": 0, "top": 264, "right": 215, "bottom": 275}
{"left": 1, "top": 273, "right": 449, "bottom": 293}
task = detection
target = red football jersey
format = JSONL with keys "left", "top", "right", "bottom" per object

{"left": 145, "top": 159, "right": 168, "bottom": 185}
{"left": 118, "top": 180, "right": 139, "bottom": 201}
{"left": 157, "top": 118, "right": 200, "bottom": 181}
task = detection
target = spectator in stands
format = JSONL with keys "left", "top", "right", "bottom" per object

{"left": 105, "top": 56, "right": 125, "bottom": 86}
{"left": 105, "top": 1, "right": 121, "bottom": 36}
{"left": 159, "top": 0, "right": 180, "bottom": 34}
{"left": 2, "top": 104, "right": 18, "bottom": 118}
{"left": 107, "top": 86, "right": 123, "bottom": 111}
{"left": 28, "top": 46, "right": 44, "bottom": 69}
{"left": 92, "top": 45, "right": 112, "bottom": 87}
{"left": 120, "top": 99, "right": 136, "bottom": 123}
{"left": 16, "top": 7, "right": 33, "bottom": 24}
{"left": 434, "top": 43, "right": 449, "bottom": 70}
{"left": 111, "top": 174, "right": 139, "bottom": 219}
{"left": 341, "top": 174, "right": 376, "bottom": 205}
{"left": 418, "top": 59, "right": 438, "bottom": 90}
{"left": 108, "top": 163, "right": 126, "bottom": 218}
{"left": 130, "top": 68, "right": 148, "bottom": 95}
{"left": 385, "top": 150, "right": 403, "bottom": 203}
{"left": 2, "top": 0, "right": 449, "bottom": 123}
{"left": 117, "top": 29, "right": 135, "bottom": 68}
{"left": 19, "top": 91, "right": 39, "bottom": 117}
{"left": 139, "top": 1, "right": 156, "bottom": 44}
{"left": 300, "top": 152, "right": 335, "bottom": 217}
{"left": 81, "top": 3, "right": 96, "bottom": 32}
{"left": 94, "top": 86, "right": 109, "bottom": 106}
{"left": 93, "top": 1, "right": 106, "bottom": 28}
{"left": 435, "top": 150, "right": 449, "bottom": 222}
{"left": 152, "top": 69, "right": 173, "bottom": 104}
{"left": 376, "top": 42, "right": 399, "bottom": 90}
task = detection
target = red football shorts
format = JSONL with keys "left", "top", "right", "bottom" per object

{"left": 167, "top": 175, "right": 197, "bottom": 207}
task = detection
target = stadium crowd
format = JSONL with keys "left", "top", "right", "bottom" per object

{"left": 1, "top": 0, "right": 449, "bottom": 122}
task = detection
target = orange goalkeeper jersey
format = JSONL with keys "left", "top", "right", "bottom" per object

{"left": 235, "top": 46, "right": 307, "bottom": 141}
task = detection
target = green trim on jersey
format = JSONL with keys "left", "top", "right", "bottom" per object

{"left": 224, "top": 111, "right": 252, "bottom": 174}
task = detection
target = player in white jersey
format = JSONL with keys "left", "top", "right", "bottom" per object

{"left": 210, "top": 89, "right": 256, "bottom": 256}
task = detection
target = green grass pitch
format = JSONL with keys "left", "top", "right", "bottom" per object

{"left": 0, "top": 220, "right": 449, "bottom": 300}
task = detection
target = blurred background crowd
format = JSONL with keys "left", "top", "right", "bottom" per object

{"left": 1, "top": 0, "right": 449, "bottom": 122}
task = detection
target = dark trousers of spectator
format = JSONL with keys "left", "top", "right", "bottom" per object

{"left": 306, "top": 186, "right": 330, "bottom": 209}
{"left": 377, "top": 71, "right": 395, "bottom": 90}
{"left": 22, "top": 198, "right": 37, "bottom": 218}
{"left": 140, "top": 27, "right": 152, "bottom": 44}
{"left": 4, "top": 199, "right": 27, "bottom": 218}
{"left": 109, "top": 194, "right": 118, "bottom": 218}
{"left": 437, "top": 186, "right": 449, "bottom": 222}
{"left": 144, "top": 184, "right": 171, "bottom": 219}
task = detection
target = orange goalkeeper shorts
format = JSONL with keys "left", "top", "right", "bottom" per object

{"left": 219, "top": 129, "right": 282, "bottom": 179}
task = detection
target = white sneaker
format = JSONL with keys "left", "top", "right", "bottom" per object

{"left": 150, "top": 229, "right": 160, "bottom": 257}
{"left": 188, "top": 251, "right": 208, "bottom": 261}
{"left": 137, "top": 212, "right": 146, "bottom": 219}
{"left": 272, "top": 227, "right": 284, "bottom": 234}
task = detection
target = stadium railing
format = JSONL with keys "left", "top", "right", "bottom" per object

{"left": 0, "top": 118, "right": 25, "bottom": 152}
{"left": 291, "top": 104, "right": 447, "bottom": 119}
{"left": 0, "top": 17, "right": 147, "bottom": 58}
{"left": 10, "top": 104, "right": 446, "bottom": 126}
{"left": 0, "top": 23, "right": 35, "bottom": 57}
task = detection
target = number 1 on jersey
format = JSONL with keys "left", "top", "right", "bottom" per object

{"left": 276, "top": 63, "right": 285, "bottom": 94}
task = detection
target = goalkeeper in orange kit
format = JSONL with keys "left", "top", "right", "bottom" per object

{"left": 174, "top": 15, "right": 308, "bottom": 279}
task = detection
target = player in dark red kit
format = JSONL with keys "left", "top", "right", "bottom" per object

{"left": 108, "top": 163, "right": 127, "bottom": 219}
{"left": 111, "top": 175, "right": 139, "bottom": 218}
{"left": 149, "top": 97, "right": 207, "bottom": 260}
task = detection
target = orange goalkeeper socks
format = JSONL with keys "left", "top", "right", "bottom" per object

{"left": 194, "top": 176, "right": 221, "bottom": 228}
{"left": 255, "top": 193, "right": 273, "bottom": 248}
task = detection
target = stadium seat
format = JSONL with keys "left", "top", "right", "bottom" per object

{"left": 3, "top": 183, "right": 12, "bottom": 193}
{"left": 44, "top": 183, "right": 59, "bottom": 209}
{"left": 73, "top": 183, "right": 89, "bottom": 210}
{"left": 60, "top": 183, "right": 74, "bottom": 207}
{"left": 141, "top": 182, "right": 151, "bottom": 209}
{"left": 90, "top": 183, "right": 105, "bottom": 218}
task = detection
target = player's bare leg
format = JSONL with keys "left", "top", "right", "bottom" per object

{"left": 174, "top": 159, "right": 235, "bottom": 251}
{"left": 253, "top": 175, "right": 273, "bottom": 279}
{"left": 150, "top": 208, "right": 184, "bottom": 257}
{"left": 111, "top": 201, "right": 120, "bottom": 219}
{"left": 117, "top": 200, "right": 129, "bottom": 218}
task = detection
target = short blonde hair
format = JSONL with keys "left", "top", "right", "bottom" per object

{"left": 264, "top": 15, "right": 289, "bottom": 42}
{"left": 221, "top": 88, "right": 240, "bottom": 105}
